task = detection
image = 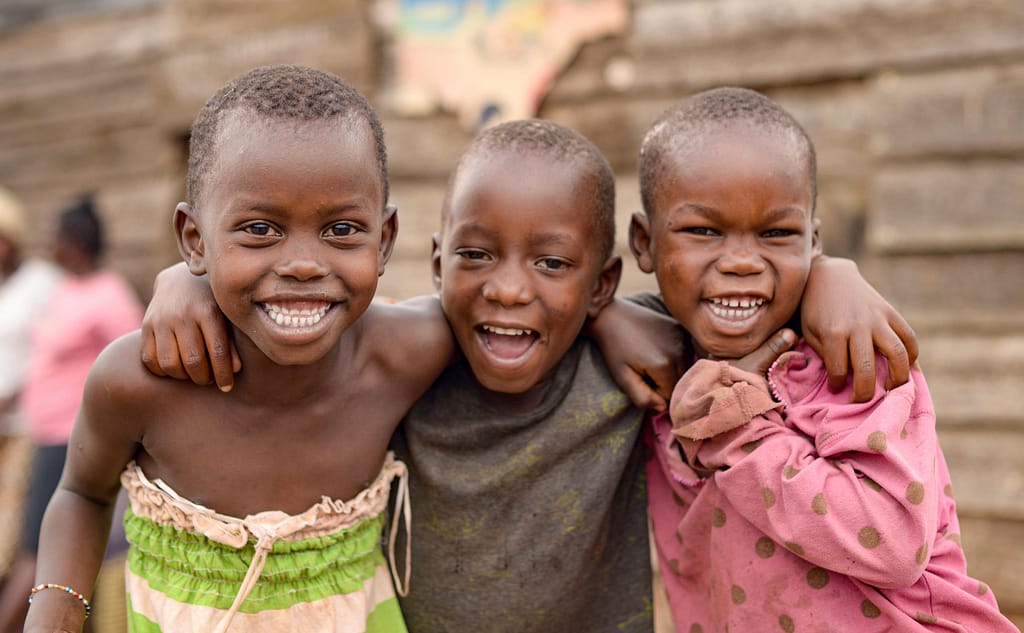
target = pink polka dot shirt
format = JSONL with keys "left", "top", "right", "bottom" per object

{"left": 646, "top": 341, "right": 1016, "bottom": 632}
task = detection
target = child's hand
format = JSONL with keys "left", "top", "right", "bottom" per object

{"left": 726, "top": 328, "right": 798, "bottom": 377}
{"left": 587, "top": 297, "right": 688, "bottom": 412}
{"left": 801, "top": 256, "right": 918, "bottom": 402}
{"left": 140, "top": 263, "right": 240, "bottom": 392}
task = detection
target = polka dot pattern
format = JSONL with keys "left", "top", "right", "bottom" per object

{"left": 762, "top": 487, "right": 776, "bottom": 508}
{"left": 779, "top": 614, "right": 794, "bottom": 632}
{"left": 905, "top": 481, "right": 925, "bottom": 505}
{"left": 915, "top": 612, "right": 937, "bottom": 624}
{"left": 712, "top": 507, "right": 727, "bottom": 527}
{"left": 755, "top": 537, "right": 776, "bottom": 558}
{"left": 806, "top": 567, "right": 829, "bottom": 589}
{"left": 858, "top": 527, "right": 881, "bottom": 549}
{"left": 915, "top": 544, "right": 928, "bottom": 565}
{"left": 861, "top": 600, "right": 881, "bottom": 618}
{"left": 784, "top": 542, "right": 805, "bottom": 556}
{"left": 783, "top": 464, "right": 800, "bottom": 480}
{"left": 689, "top": 625, "right": 704, "bottom": 633}
{"left": 741, "top": 439, "right": 763, "bottom": 453}
{"left": 862, "top": 476, "right": 882, "bottom": 492}
{"left": 867, "top": 431, "right": 887, "bottom": 452}
{"left": 811, "top": 493, "right": 828, "bottom": 515}
{"left": 731, "top": 585, "right": 746, "bottom": 605}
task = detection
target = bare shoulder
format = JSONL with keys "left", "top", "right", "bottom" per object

{"left": 359, "top": 296, "right": 454, "bottom": 381}
{"left": 84, "top": 331, "right": 175, "bottom": 427}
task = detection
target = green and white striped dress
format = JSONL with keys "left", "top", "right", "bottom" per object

{"left": 120, "top": 454, "right": 410, "bottom": 633}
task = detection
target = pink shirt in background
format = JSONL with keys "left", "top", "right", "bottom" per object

{"left": 21, "top": 269, "right": 143, "bottom": 445}
{"left": 646, "top": 341, "right": 1016, "bottom": 633}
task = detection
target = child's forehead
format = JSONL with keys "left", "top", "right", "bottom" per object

{"left": 450, "top": 151, "right": 593, "bottom": 214}
{"left": 666, "top": 124, "right": 809, "bottom": 184}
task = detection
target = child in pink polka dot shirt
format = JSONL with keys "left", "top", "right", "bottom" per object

{"left": 630, "top": 87, "right": 1017, "bottom": 632}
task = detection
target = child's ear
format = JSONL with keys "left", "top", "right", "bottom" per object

{"left": 430, "top": 232, "right": 442, "bottom": 292}
{"left": 377, "top": 205, "right": 399, "bottom": 276}
{"left": 628, "top": 211, "right": 656, "bottom": 274}
{"left": 811, "top": 217, "right": 823, "bottom": 257}
{"left": 174, "top": 203, "right": 206, "bottom": 275}
{"left": 587, "top": 254, "right": 622, "bottom": 318}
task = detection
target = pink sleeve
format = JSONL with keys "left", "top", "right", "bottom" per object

{"left": 97, "top": 274, "right": 144, "bottom": 344}
{"left": 671, "top": 352, "right": 939, "bottom": 589}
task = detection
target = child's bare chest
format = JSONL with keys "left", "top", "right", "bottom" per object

{"left": 135, "top": 387, "right": 399, "bottom": 517}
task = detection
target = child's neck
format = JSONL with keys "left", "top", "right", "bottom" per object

{"left": 228, "top": 330, "right": 353, "bottom": 406}
{"left": 478, "top": 377, "right": 554, "bottom": 415}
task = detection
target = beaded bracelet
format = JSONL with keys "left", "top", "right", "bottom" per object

{"left": 28, "top": 583, "right": 92, "bottom": 619}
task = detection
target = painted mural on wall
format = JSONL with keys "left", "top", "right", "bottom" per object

{"left": 387, "top": 0, "right": 628, "bottom": 128}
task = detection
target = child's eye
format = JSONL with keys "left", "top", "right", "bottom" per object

{"left": 762, "top": 228, "right": 798, "bottom": 239}
{"left": 537, "top": 257, "right": 571, "bottom": 272}
{"left": 455, "top": 249, "right": 491, "bottom": 261}
{"left": 681, "top": 227, "right": 718, "bottom": 237}
{"left": 325, "top": 222, "right": 358, "bottom": 237}
{"left": 243, "top": 222, "right": 277, "bottom": 237}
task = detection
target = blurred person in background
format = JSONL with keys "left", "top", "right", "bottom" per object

{"left": 0, "top": 187, "right": 61, "bottom": 597}
{"left": 0, "top": 195, "right": 142, "bottom": 633}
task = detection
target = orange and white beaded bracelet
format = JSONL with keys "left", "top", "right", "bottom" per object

{"left": 28, "top": 583, "right": 92, "bottom": 619}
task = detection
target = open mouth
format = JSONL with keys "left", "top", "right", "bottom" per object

{"left": 261, "top": 302, "right": 332, "bottom": 329}
{"left": 706, "top": 296, "right": 766, "bottom": 322}
{"left": 478, "top": 324, "right": 539, "bottom": 360}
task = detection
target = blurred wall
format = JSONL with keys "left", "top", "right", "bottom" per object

{"left": 0, "top": 0, "right": 1021, "bottom": 625}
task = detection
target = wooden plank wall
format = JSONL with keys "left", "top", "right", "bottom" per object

{"left": 0, "top": 0, "right": 1020, "bottom": 626}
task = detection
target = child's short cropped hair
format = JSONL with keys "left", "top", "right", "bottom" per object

{"left": 639, "top": 87, "right": 817, "bottom": 217}
{"left": 187, "top": 64, "right": 389, "bottom": 207}
{"left": 444, "top": 119, "right": 617, "bottom": 259}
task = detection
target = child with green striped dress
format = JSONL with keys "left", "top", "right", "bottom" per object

{"left": 24, "top": 65, "right": 456, "bottom": 633}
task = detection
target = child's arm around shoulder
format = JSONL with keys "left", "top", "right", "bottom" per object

{"left": 25, "top": 333, "right": 153, "bottom": 633}
{"left": 802, "top": 255, "right": 919, "bottom": 401}
{"left": 586, "top": 295, "right": 688, "bottom": 412}
{"left": 672, "top": 339, "right": 939, "bottom": 589}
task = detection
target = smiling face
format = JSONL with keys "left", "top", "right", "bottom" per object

{"left": 179, "top": 111, "right": 394, "bottom": 366}
{"left": 434, "top": 150, "right": 618, "bottom": 395}
{"left": 631, "top": 122, "right": 820, "bottom": 360}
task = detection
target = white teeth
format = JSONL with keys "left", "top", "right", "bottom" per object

{"left": 708, "top": 297, "right": 765, "bottom": 320}
{"left": 483, "top": 325, "right": 533, "bottom": 336}
{"left": 263, "top": 303, "right": 330, "bottom": 328}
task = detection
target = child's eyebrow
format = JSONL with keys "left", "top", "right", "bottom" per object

{"left": 678, "top": 203, "right": 807, "bottom": 221}
{"left": 238, "top": 200, "right": 373, "bottom": 216}
{"left": 527, "top": 231, "right": 578, "bottom": 248}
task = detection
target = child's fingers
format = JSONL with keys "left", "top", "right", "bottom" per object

{"left": 198, "top": 317, "right": 237, "bottom": 392}
{"left": 618, "top": 370, "right": 668, "bottom": 413}
{"left": 848, "top": 331, "right": 877, "bottom": 403}
{"left": 876, "top": 327, "right": 911, "bottom": 391}
{"left": 140, "top": 327, "right": 167, "bottom": 377}
{"left": 151, "top": 324, "right": 191, "bottom": 381}
{"left": 821, "top": 336, "right": 851, "bottom": 394}
{"left": 175, "top": 324, "right": 214, "bottom": 387}
{"left": 743, "top": 328, "right": 797, "bottom": 376}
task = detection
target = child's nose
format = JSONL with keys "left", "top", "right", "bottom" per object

{"left": 274, "top": 240, "right": 329, "bottom": 281}
{"left": 481, "top": 264, "right": 533, "bottom": 306}
{"left": 715, "top": 242, "right": 767, "bottom": 275}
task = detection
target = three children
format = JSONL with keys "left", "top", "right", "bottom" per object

{"left": 29, "top": 63, "right": 948, "bottom": 632}
{"left": 635, "top": 87, "right": 1014, "bottom": 632}
{"left": 130, "top": 66, "right": 928, "bottom": 633}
